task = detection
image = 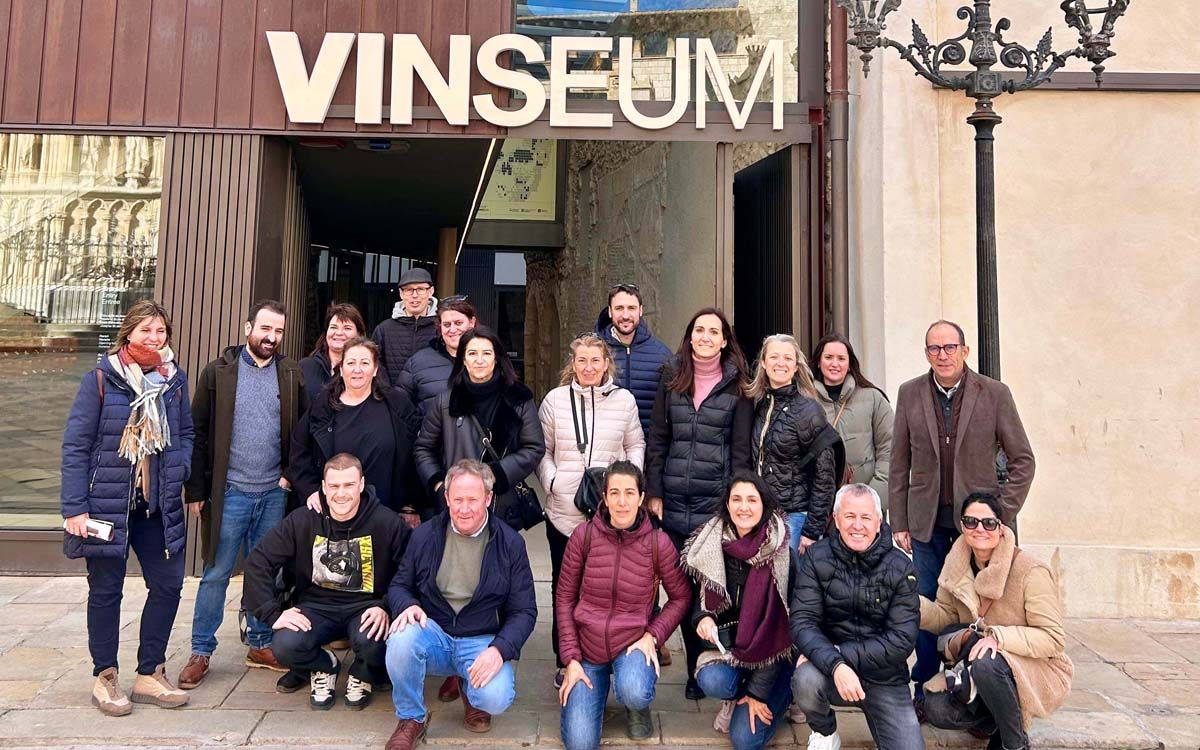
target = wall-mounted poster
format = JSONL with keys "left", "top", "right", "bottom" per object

{"left": 478, "top": 139, "right": 557, "bottom": 222}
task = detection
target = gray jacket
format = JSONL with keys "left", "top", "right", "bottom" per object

{"left": 814, "top": 375, "right": 893, "bottom": 512}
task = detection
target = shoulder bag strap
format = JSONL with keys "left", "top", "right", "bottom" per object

{"left": 570, "top": 389, "right": 587, "bottom": 455}
{"left": 467, "top": 413, "right": 503, "bottom": 462}
{"left": 832, "top": 398, "right": 849, "bottom": 428}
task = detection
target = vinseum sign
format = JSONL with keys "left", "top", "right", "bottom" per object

{"left": 266, "top": 32, "right": 786, "bottom": 131}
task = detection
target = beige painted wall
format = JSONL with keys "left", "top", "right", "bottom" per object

{"left": 849, "top": 1, "right": 1200, "bottom": 618}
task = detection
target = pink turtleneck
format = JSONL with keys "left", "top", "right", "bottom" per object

{"left": 692, "top": 354, "right": 724, "bottom": 409}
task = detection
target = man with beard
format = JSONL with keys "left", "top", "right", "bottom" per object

{"left": 179, "top": 300, "right": 309, "bottom": 689}
{"left": 595, "top": 283, "right": 672, "bottom": 436}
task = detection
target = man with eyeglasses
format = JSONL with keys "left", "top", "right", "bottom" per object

{"left": 373, "top": 267, "right": 439, "bottom": 387}
{"left": 890, "top": 319, "right": 1035, "bottom": 718}
{"left": 595, "top": 283, "right": 672, "bottom": 437}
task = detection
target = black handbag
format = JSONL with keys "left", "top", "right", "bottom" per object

{"left": 468, "top": 414, "right": 544, "bottom": 531}
{"left": 569, "top": 389, "right": 606, "bottom": 518}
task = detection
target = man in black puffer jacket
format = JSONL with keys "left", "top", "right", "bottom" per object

{"left": 595, "top": 283, "right": 672, "bottom": 437}
{"left": 790, "top": 483, "right": 925, "bottom": 750}
{"left": 372, "top": 267, "right": 438, "bottom": 386}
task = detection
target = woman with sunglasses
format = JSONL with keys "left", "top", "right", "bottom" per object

{"left": 919, "top": 492, "right": 1072, "bottom": 750}
{"left": 809, "top": 333, "right": 893, "bottom": 515}
{"left": 645, "top": 307, "right": 753, "bottom": 699}
{"left": 537, "top": 333, "right": 645, "bottom": 678}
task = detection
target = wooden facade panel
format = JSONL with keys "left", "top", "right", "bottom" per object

{"left": 38, "top": 0, "right": 82, "bottom": 124}
{"left": 179, "top": 0, "right": 223, "bottom": 127}
{"left": 1, "top": 0, "right": 517, "bottom": 133}
{"left": 143, "top": 0, "right": 187, "bottom": 126}
{"left": 3, "top": 0, "right": 48, "bottom": 123}
{"left": 109, "top": 0, "right": 152, "bottom": 125}
{"left": 250, "top": 0, "right": 291, "bottom": 131}
{"left": 214, "top": 0, "right": 258, "bottom": 128}
{"left": 74, "top": 0, "right": 119, "bottom": 125}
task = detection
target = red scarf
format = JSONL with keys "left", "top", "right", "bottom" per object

{"left": 715, "top": 522, "right": 793, "bottom": 666}
{"left": 120, "top": 343, "right": 168, "bottom": 377}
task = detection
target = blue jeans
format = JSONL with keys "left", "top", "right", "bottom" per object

{"left": 385, "top": 617, "right": 516, "bottom": 721}
{"left": 792, "top": 661, "right": 925, "bottom": 748}
{"left": 912, "top": 525, "right": 959, "bottom": 694}
{"left": 191, "top": 486, "right": 287, "bottom": 655}
{"left": 696, "top": 661, "right": 794, "bottom": 750}
{"left": 786, "top": 512, "right": 809, "bottom": 550}
{"left": 561, "top": 650, "right": 658, "bottom": 750}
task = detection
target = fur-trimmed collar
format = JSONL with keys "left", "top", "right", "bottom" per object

{"left": 938, "top": 527, "right": 1018, "bottom": 610}
{"left": 447, "top": 379, "right": 533, "bottom": 418}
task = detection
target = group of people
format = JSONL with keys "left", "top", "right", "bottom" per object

{"left": 60, "top": 269, "right": 1072, "bottom": 750}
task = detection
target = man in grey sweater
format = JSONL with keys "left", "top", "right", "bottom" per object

{"left": 180, "top": 300, "right": 309, "bottom": 689}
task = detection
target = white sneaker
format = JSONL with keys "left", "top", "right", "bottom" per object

{"left": 309, "top": 648, "right": 338, "bottom": 711}
{"left": 344, "top": 674, "right": 372, "bottom": 710}
{"left": 713, "top": 700, "right": 734, "bottom": 734}
{"left": 807, "top": 730, "right": 842, "bottom": 750}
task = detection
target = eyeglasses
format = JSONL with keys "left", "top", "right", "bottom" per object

{"left": 609, "top": 283, "right": 640, "bottom": 294}
{"left": 441, "top": 294, "right": 469, "bottom": 304}
{"left": 961, "top": 515, "right": 1001, "bottom": 532}
{"left": 925, "top": 343, "right": 961, "bottom": 357}
{"left": 401, "top": 285, "right": 432, "bottom": 295}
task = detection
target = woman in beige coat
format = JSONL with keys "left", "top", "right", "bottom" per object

{"left": 919, "top": 492, "right": 1072, "bottom": 750}
{"left": 538, "top": 332, "right": 645, "bottom": 674}
{"left": 810, "top": 333, "right": 893, "bottom": 513}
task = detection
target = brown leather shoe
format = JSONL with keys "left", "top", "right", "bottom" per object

{"left": 437, "top": 675, "right": 461, "bottom": 702}
{"left": 461, "top": 690, "right": 491, "bottom": 733}
{"left": 385, "top": 718, "right": 427, "bottom": 750}
{"left": 246, "top": 646, "right": 287, "bottom": 672}
{"left": 178, "top": 654, "right": 210, "bottom": 690}
{"left": 658, "top": 643, "right": 672, "bottom": 667}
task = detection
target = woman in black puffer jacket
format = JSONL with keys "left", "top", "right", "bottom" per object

{"left": 749, "top": 334, "right": 844, "bottom": 555}
{"left": 646, "top": 307, "right": 753, "bottom": 698}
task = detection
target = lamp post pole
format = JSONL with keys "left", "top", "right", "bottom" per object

{"left": 835, "top": 0, "right": 1132, "bottom": 380}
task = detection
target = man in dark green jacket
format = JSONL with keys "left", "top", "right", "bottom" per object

{"left": 179, "top": 300, "right": 308, "bottom": 688}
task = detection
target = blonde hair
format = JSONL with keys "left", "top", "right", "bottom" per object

{"left": 558, "top": 333, "right": 618, "bottom": 386}
{"left": 748, "top": 334, "right": 819, "bottom": 400}
{"left": 110, "top": 299, "right": 172, "bottom": 353}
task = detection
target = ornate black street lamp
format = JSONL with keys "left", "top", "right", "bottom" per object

{"left": 834, "top": 1, "right": 1131, "bottom": 380}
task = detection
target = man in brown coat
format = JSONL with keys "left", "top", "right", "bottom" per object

{"left": 890, "top": 319, "right": 1035, "bottom": 707}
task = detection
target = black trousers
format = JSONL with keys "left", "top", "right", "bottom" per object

{"left": 665, "top": 527, "right": 704, "bottom": 680}
{"left": 270, "top": 604, "right": 388, "bottom": 683}
{"left": 85, "top": 509, "right": 184, "bottom": 677}
{"left": 546, "top": 521, "right": 571, "bottom": 669}
{"left": 924, "top": 628, "right": 1029, "bottom": 749}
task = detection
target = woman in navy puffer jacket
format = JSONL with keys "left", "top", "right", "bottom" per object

{"left": 60, "top": 300, "right": 193, "bottom": 716}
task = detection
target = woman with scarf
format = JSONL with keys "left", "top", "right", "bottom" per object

{"left": 537, "top": 333, "right": 645, "bottom": 675}
{"left": 555, "top": 462, "right": 691, "bottom": 749}
{"left": 61, "top": 300, "right": 195, "bottom": 716}
{"left": 682, "top": 472, "right": 798, "bottom": 750}
{"left": 646, "top": 307, "right": 754, "bottom": 699}
{"left": 298, "top": 302, "right": 366, "bottom": 402}
{"left": 749, "top": 334, "right": 844, "bottom": 554}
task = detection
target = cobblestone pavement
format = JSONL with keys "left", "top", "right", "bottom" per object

{"left": 0, "top": 533, "right": 1197, "bottom": 750}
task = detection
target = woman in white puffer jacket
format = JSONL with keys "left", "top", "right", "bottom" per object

{"left": 538, "top": 332, "right": 645, "bottom": 671}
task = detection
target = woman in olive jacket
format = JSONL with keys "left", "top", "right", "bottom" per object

{"left": 810, "top": 333, "right": 894, "bottom": 514}
{"left": 645, "top": 307, "right": 753, "bottom": 698}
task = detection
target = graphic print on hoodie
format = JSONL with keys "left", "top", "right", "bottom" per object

{"left": 312, "top": 534, "right": 373, "bottom": 592}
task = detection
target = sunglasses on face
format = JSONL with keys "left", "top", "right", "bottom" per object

{"left": 961, "top": 515, "right": 1001, "bottom": 531}
{"left": 441, "top": 294, "right": 469, "bottom": 304}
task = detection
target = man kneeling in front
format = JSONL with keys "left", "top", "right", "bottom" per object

{"left": 790, "top": 484, "right": 925, "bottom": 750}
{"left": 384, "top": 459, "right": 537, "bottom": 750}
{"left": 244, "top": 453, "right": 410, "bottom": 710}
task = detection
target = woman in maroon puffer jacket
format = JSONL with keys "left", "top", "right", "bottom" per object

{"left": 555, "top": 461, "right": 692, "bottom": 750}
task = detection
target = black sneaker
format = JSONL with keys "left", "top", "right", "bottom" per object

{"left": 344, "top": 674, "right": 372, "bottom": 710}
{"left": 276, "top": 669, "right": 308, "bottom": 694}
{"left": 626, "top": 707, "right": 654, "bottom": 740}
{"left": 685, "top": 677, "right": 705, "bottom": 700}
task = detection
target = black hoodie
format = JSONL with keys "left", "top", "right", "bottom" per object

{"left": 243, "top": 486, "right": 411, "bottom": 626}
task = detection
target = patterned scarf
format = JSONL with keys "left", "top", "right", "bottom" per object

{"left": 683, "top": 513, "right": 794, "bottom": 668}
{"left": 114, "top": 345, "right": 176, "bottom": 467}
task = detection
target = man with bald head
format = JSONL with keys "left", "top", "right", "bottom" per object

{"left": 890, "top": 320, "right": 1035, "bottom": 713}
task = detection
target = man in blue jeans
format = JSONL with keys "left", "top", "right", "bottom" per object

{"left": 383, "top": 460, "right": 536, "bottom": 750}
{"left": 889, "top": 320, "right": 1035, "bottom": 713}
{"left": 179, "top": 300, "right": 309, "bottom": 689}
